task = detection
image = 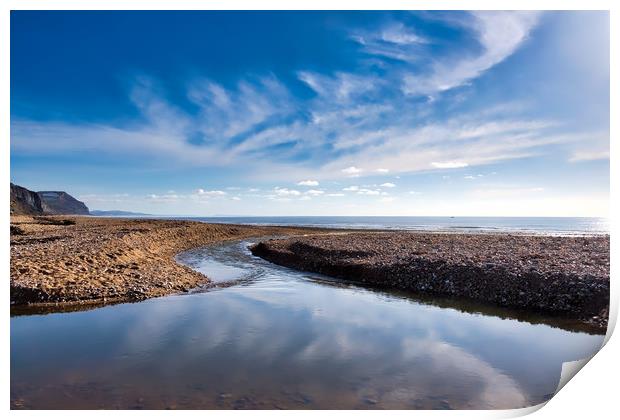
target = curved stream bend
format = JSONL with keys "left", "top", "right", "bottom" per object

{"left": 11, "top": 238, "right": 605, "bottom": 409}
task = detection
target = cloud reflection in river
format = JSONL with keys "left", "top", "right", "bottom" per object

{"left": 11, "top": 241, "right": 605, "bottom": 409}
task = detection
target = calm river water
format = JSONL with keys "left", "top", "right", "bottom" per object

{"left": 10, "top": 238, "right": 605, "bottom": 409}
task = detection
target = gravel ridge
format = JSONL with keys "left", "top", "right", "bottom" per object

{"left": 250, "top": 232, "right": 610, "bottom": 329}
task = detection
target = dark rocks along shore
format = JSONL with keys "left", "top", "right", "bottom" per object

{"left": 250, "top": 232, "right": 609, "bottom": 330}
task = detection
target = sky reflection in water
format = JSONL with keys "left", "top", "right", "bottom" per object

{"left": 11, "top": 240, "right": 604, "bottom": 409}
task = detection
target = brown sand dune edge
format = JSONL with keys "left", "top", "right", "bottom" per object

{"left": 250, "top": 233, "right": 610, "bottom": 331}
{"left": 10, "top": 216, "right": 331, "bottom": 307}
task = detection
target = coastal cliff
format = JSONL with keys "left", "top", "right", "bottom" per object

{"left": 37, "top": 191, "right": 89, "bottom": 215}
{"left": 10, "top": 183, "right": 44, "bottom": 215}
{"left": 10, "top": 183, "right": 89, "bottom": 215}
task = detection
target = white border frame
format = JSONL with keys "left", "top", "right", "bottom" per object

{"left": 2, "top": 2, "right": 616, "bottom": 419}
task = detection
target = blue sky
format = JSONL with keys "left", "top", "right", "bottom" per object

{"left": 10, "top": 11, "right": 609, "bottom": 216}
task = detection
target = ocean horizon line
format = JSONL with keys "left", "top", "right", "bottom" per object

{"left": 92, "top": 214, "right": 609, "bottom": 219}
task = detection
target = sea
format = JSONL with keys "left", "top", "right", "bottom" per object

{"left": 180, "top": 216, "right": 608, "bottom": 236}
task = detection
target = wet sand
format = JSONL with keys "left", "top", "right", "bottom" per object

{"left": 251, "top": 232, "right": 610, "bottom": 331}
{"left": 10, "top": 215, "right": 328, "bottom": 307}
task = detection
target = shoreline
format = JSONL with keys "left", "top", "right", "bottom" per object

{"left": 10, "top": 215, "right": 333, "bottom": 307}
{"left": 100, "top": 215, "right": 609, "bottom": 237}
{"left": 250, "top": 232, "right": 610, "bottom": 331}
{"left": 11, "top": 216, "right": 610, "bottom": 333}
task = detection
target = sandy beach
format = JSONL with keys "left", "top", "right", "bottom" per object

{"left": 251, "top": 232, "right": 610, "bottom": 330}
{"left": 10, "top": 215, "right": 327, "bottom": 307}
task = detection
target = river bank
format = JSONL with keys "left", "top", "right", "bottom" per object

{"left": 250, "top": 232, "right": 610, "bottom": 330}
{"left": 10, "top": 215, "right": 329, "bottom": 306}
{"left": 12, "top": 238, "right": 606, "bottom": 409}
{"left": 11, "top": 216, "right": 610, "bottom": 332}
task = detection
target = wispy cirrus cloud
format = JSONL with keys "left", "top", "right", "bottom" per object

{"left": 187, "top": 75, "right": 294, "bottom": 140}
{"left": 10, "top": 11, "right": 605, "bottom": 186}
{"left": 566, "top": 132, "right": 610, "bottom": 162}
{"left": 352, "top": 22, "right": 428, "bottom": 63}
{"left": 298, "top": 71, "right": 379, "bottom": 103}
{"left": 432, "top": 161, "right": 469, "bottom": 169}
{"left": 402, "top": 11, "right": 541, "bottom": 96}
{"left": 568, "top": 150, "right": 610, "bottom": 162}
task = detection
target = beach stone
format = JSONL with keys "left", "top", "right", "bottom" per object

{"left": 250, "top": 231, "right": 609, "bottom": 331}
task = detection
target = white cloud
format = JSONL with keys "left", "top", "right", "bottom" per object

{"left": 326, "top": 193, "right": 345, "bottom": 197}
{"left": 297, "top": 179, "right": 319, "bottom": 186}
{"left": 195, "top": 189, "right": 227, "bottom": 196}
{"left": 432, "top": 161, "right": 469, "bottom": 169}
{"left": 231, "top": 196, "right": 241, "bottom": 201}
{"left": 9, "top": 12, "right": 606, "bottom": 196}
{"left": 342, "top": 166, "right": 363, "bottom": 175}
{"left": 298, "top": 71, "right": 378, "bottom": 103}
{"left": 316, "top": 115, "right": 589, "bottom": 178}
{"left": 273, "top": 187, "right": 301, "bottom": 196}
{"left": 569, "top": 150, "right": 610, "bottom": 162}
{"left": 147, "top": 193, "right": 180, "bottom": 202}
{"left": 353, "top": 22, "right": 427, "bottom": 63}
{"left": 357, "top": 188, "right": 381, "bottom": 196}
{"left": 381, "top": 23, "right": 427, "bottom": 45}
{"left": 188, "top": 76, "right": 293, "bottom": 139}
{"left": 403, "top": 12, "right": 541, "bottom": 96}
{"left": 343, "top": 186, "right": 360, "bottom": 191}
{"left": 380, "top": 182, "right": 396, "bottom": 188}
{"left": 15, "top": 109, "right": 587, "bottom": 181}
{"left": 567, "top": 132, "right": 610, "bottom": 163}
{"left": 306, "top": 189, "right": 325, "bottom": 196}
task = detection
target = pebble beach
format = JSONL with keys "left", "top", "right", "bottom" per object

{"left": 10, "top": 216, "right": 610, "bottom": 333}
{"left": 251, "top": 232, "right": 610, "bottom": 331}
